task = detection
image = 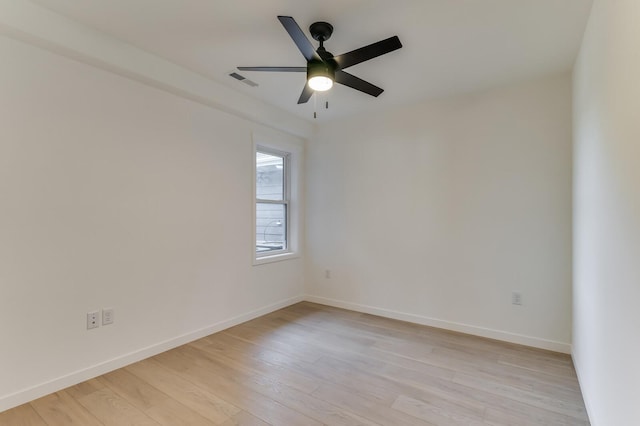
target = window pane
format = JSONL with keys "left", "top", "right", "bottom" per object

{"left": 256, "top": 152, "right": 284, "bottom": 201}
{"left": 256, "top": 203, "right": 286, "bottom": 253}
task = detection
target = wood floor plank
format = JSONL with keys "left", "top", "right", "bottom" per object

{"left": 153, "top": 347, "right": 323, "bottom": 425}
{"left": 311, "top": 382, "right": 434, "bottom": 426}
{"left": 99, "top": 369, "right": 168, "bottom": 410}
{"left": 144, "top": 398, "right": 215, "bottom": 426}
{"left": 76, "top": 387, "right": 159, "bottom": 426}
{"left": 2, "top": 302, "right": 590, "bottom": 425}
{"left": 314, "top": 353, "right": 490, "bottom": 418}
{"left": 357, "top": 355, "right": 586, "bottom": 425}
{"left": 497, "top": 354, "right": 578, "bottom": 378}
{"left": 392, "top": 394, "right": 486, "bottom": 426}
{"left": 484, "top": 405, "right": 589, "bottom": 426}
{"left": 98, "top": 369, "right": 214, "bottom": 425}
{"left": 30, "top": 391, "right": 103, "bottom": 426}
{"left": 223, "top": 322, "right": 325, "bottom": 363}
{"left": 230, "top": 312, "right": 457, "bottom": 388}
{"left": 64, "top": 378, "right": 106, "bottom": 400}
{"left": 125, "top": 359, "right": 241, "bottom": 424}
{"left": 194, "top": 343, "right": 381, "bottom": 426}
{"left": 427, "top": 346, "right": 582, "bottom": 393}
{"left": 453, "top": 371, "right": 589, "bottom": 420}
{"left": 192, "top": 336, "right": 320, "bottom": 394}
{"left": 331, "top": 306, "right": 563, "bottom": 364}
{"left": 218, "top": 410, "right": 271, "bottom": 426}
{"left": 0, "top": 404, "right": 47, "bottom": 426}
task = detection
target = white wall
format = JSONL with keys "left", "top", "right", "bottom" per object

{"left": 0, "top": 35, "right": 305, "bottom": 410}
{"left": 306, "top": 74, "right": 573, "bottom": 351}
{"left": 572, "top": 0, "right": 640, "bottom": 424}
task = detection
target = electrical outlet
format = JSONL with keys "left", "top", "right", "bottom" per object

{"left": 87, "top": 311, "right": 99, "bottom": 329}
{"left": 102, "top": 308, "right": 114, "bottom": 325}
{"left": 325, "top": 269, "right": 331, "bottom": 279}
{"left": 512, "top": 291, "right": 523, "bottom": 306}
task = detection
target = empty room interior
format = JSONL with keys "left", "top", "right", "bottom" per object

{"left": 1, "top": 1, "right": 638, "bottom": 425}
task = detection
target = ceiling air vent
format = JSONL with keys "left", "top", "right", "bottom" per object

{"left": 229, "top": 72, "right": 258, "bottom": 87}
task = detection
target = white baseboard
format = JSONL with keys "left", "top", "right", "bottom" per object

{"left": 304, "top": 295, "right": 572, "bottom": 354}
{"left": 0, "top": 295, "right": 303, "bottom": 413}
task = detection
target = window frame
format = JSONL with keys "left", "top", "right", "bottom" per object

{"left": 255, "top": 146, "right": 290, "bottom": 257}
{"left": 252, "top": 134, "right": 302, "bottom": 265}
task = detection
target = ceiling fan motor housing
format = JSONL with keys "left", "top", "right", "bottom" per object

{"left": 307, "top": 60, "right": 336, "bottom": 82}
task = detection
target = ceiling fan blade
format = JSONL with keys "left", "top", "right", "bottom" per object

{"left": 335, "top": 70, "right": 384, "bottom": 97}
{"left": 238, "top": 66, "right": 306, "bottom": 72}
{"left": 333, "top": 36, "right": 402, "bottom": 70}
{"left": 277, "top": 16, "right": 321, "bottom": 62}
{"left": 297, "top": 83, "right": 314, "bottom": 104}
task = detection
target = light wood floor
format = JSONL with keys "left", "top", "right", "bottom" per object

{"left": 1, "top": 302, "right": 589, "bottom": 425}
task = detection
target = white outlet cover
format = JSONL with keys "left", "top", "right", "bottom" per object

{"left": 87, "top": 311, "right": 99, "bottom": 329}
{"left": 512, "top": 292, "right": 523, "bottom": 305}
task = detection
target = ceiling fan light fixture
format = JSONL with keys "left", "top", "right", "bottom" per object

{"left": 238, "top": 16, "right": 402, "bottom": 104}
{"left": 308, "top": 75, "right": 333, "bottom": 91}
{"left": 307, "top": 61, "right": 335, "bottom": 91}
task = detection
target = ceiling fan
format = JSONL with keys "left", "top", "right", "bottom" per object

{"left": 238, "top": 16, "right": 402, "bottom": 104}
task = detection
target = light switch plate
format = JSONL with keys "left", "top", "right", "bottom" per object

{"left": 102, "top": 308, "right": 114, "bottom": 325}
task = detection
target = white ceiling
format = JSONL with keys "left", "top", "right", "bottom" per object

{"left": 31, "top": 0, "right": 593, "bottom": 123}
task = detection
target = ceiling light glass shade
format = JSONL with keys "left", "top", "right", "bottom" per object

{"left": 308, "top": 76, "right": 333, "bottom": 91}
{"left": 307, "top": 61, "right": 335, "bottom": 92}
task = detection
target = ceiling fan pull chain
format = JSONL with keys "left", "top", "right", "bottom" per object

{"left": 313, "top": 92, "right": 317, "bottom": 119}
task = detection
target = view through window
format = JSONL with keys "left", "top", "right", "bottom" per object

{"left": 256, "top": 149, "right": 289, "bottom": 255}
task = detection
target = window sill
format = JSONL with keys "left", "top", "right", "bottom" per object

{"left": 253, "top": 252, "right": 299, "bottom": 266}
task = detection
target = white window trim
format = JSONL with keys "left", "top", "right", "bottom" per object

{"left": 252, "top": 133, "right": 302, "bottom": 266}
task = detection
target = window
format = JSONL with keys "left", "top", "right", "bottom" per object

{"left": 253, "top": 133, "right": 302, "bottom": 265}
{"left": 255, "top": 147, "right": 290, "bottom": 258}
